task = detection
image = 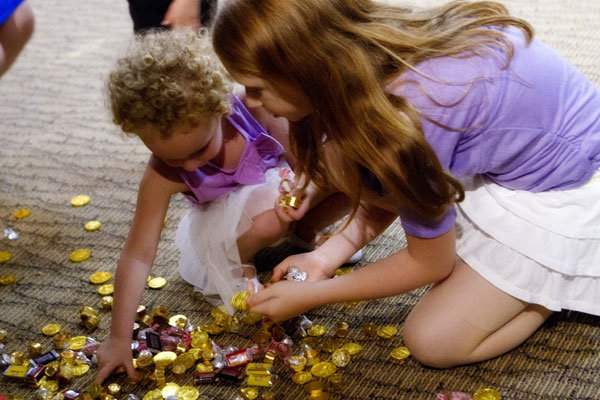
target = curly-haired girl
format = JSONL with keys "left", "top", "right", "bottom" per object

{"left": 95, "top": 28, "right": 350, "bottom": 383}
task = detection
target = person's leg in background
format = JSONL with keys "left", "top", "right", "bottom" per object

{"left": 0, "top": 0, "right": 34, "bottom": 78}
{"left": 127, "top": 0, "right": 217, "bottom": 34}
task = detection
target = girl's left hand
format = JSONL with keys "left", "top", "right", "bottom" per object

{"left": 247, "top": 280, "right": 318, "bottom": 322}
{"left": 274, "top": 190, "right": 309, "bottom": 223}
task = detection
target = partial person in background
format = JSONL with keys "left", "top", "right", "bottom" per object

{"left": 127, "top": 0, "right": 217, "bottom": 33}
{"left": 0, "top": 0, "right": 34, "bottom": 77}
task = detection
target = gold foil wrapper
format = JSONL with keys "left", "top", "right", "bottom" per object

{"left": 89, "top": 271, "right": 111, "bottom": 284}
{"left": 84, "top": 220, "right": 102, "bottom": 231}
{"left": 147, "top": 277, "right": 167, "bottom": 289}
{"left": 331, "top": 349, "right": 351, "bottom": 367}
{"left": 310, "top": 362, "right": 337, "bottom": 378}
{"left": 70, "top": 195, "right": 90, "bottom": 207}
{"left": 390, "top": 346, "right": 411, "bottom": 361}
{"left": 291, "top": 371, "right": 313, "bottom": 384}
{"left": 376, "top": 325, "right": 398, "bottom": 339}
{"left": 13, "top": 208, "right": 30, "bottom": 219}
{"left": 42, "top": 323, "right": 61, "bottom": 336}
{"left": 69, "top": 248, "right": 91, "bottom": 262}
{"left": 28, "top": 342, "right": 42, "bottom": 357}
{"left": 473, "top": 388, "right": 502, "bottom": 400}
{"left": 53, "top": 332, "right": 71, "bottom": 349}
{"left": 361, "top": 322, "right": 377, "bottom": 337}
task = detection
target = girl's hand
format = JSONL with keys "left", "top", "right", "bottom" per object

{"left": 271, "top": 250, "right": 335, "bottom": 282}
{"left": 94, "top": 337, "right": 138, "bottom": 384}
{"left": 274, "top": 191, "right": 309, "bottom": 223}
{"left": 247, "top": 280, "right": 318, "bottom": 322}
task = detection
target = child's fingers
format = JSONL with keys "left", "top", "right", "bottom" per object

{"left": 125, "top": 361, "right": 139, "bottom": 382}
{"left": 271, "top": 262, "right": 290, "bottom": 282}
{"left": 94, "top": 364, "right": 113, "bottom": 384}
{"left": 246, "top": 288, "right": 272, "bottom": 307}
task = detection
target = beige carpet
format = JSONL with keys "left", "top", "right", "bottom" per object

{"left": 0, "top": 0, "right": 599, "bottom": 399}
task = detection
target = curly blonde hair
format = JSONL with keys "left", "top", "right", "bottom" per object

{"left": 107, "top": 28, "right": 233, "bottom": 139}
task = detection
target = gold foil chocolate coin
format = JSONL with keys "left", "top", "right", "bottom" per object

{"left": 307, "top": 324, "right": 326, "bottom": 337}
{"left": 291, "top": 371, "right": 313, "bottom": 384}
{"left": 0, "top": 275, "right": 16, "bottom": 285}
{"left": 69, "top": 249, "right": 90, "bottom": 262}
{"left": 240, "top": 388, "right": 259, "bottom": 400}
{"left": 473, "top": 388, "right": 502, "bottom": 400}
{"left": 42, "top": 323, "right": 61, "bottom": 336}
{"left": 142, "top": 390, "right": 163, "bottom": 400}
{"left": 89, "top": 271, "right": 111, "bottom": 284}
{"left": 147, "top": 277, "right": 166, "bottom": 289}
{"left": 342, "top": 343, "right": 362, "bottom": 355}
{"left": 161, "top": 382, "right": 180, "bottom": 397}
{"left": 177, "top": 386, "right": 200, "bottom": 400}
{"left": 0, "top": 251, "right": 11, "bottom": 263}
{"left": 377, "top": 325, "right": 398, "bottom": 339}
{"left": 153, "top": 351, "right": 177, "bottom": 367}
{"left": 70, "top": 195, "right": 90, "bottom": 207}
{"left": 331, "top": 349, "right": 351, "bottom": 367}
{"left": 390, "top": 346, "right": 411, "bottom": 361}
{"left": 231, "top": 291, "right": 250, "bottom": 311}
{"left": 73, "top": 363, "right": 90, "bottom": 376}
{"left": 310, "top": 361, "right": 337, "bottom": 378}
{"left": 98, "top": 283, "right": 114, "bottom": 295}
{"left": 84, "top": 220, "right": 101, "bottom": 231}
{"left": 13, "top": 209, "right": 30, "bottom": 219}
{"left": 69, "top": 336, "right": 87, "bottom": 351}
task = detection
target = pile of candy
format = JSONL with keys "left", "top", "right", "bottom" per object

{"left": 1, "top": 198, "right": 502, "bottom": 400}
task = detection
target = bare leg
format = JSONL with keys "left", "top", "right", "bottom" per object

{"left": 403, "top": 259, "right": 553, "bottom": 368}
{"left": 237, "top": 209, "right": 290, "bottom": 263}
{"left": 0, "top": 1, "right": 35, "bottom": 77}
{"left": 295, "top": 191, "right": 352, "bottom": 244}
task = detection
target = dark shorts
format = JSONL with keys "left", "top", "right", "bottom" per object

{"left": 127, "top": 0, "right": 217, "bottom": 33}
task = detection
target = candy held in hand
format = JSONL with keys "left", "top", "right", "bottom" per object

{"left": 231, "top": 291, "right": 251, "bottom": 311}
{"left": 279, "top": 195, "right": 300, "bottom": 209}
{"left": 285, "top": 266, "right": 307, "bottom": 282}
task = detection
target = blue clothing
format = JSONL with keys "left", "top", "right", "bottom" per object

{"left": 0, "top": 0, "right": 24, "bottom": 24}
{"left": 387, "top": 28, "right": 600, "bottom": 238}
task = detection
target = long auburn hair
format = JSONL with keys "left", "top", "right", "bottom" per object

{"left": 213, "top": 0, "right": 532, "bottom": 222}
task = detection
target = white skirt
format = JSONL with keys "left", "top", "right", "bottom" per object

{"left": 175, "top": 161, "right": 291, "bottom": 314}
{"left": 455, "top": 170, "right": 600, "bottom": 315}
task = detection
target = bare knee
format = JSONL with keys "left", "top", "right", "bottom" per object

{"left": 403, "top": 313, "right": 468, "bottom": 369}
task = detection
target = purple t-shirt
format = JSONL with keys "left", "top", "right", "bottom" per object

{"left": 151, "top": 96, "right": 284, "bottom": 204}
{"left": 386, "top": 27, "right": 600, "bottom": 238}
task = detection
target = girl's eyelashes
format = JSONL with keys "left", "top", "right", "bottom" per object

{"left": 246, "top": 87, "right": 262, "bottom": 97}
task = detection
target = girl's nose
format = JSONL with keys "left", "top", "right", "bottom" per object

{"left": 245, "top": 94, "right": 262, "bottom": 108}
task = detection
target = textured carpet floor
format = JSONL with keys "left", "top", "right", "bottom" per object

{"left": 0, "top": 0, "right": 599, "bottom": 399}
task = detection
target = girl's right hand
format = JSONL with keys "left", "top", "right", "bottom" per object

{"left": 271, "top": 250, "right": 335, "bottom": 283}
{"left": 94, "top": 336, "right": 138, "bottom": 384}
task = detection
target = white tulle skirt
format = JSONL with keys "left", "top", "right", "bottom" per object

{"left": 175, "top": 162, "right": 291, "bottom": 314}
{"left": 455, "top": 169, "right": 600, "bottom": 315}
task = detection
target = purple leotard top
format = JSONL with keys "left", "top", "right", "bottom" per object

{"left": 151, "top": 96, "right": 284, "bottom": 205}
{"left": 377, "top": 27, "right": 600, "bottom": 238}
